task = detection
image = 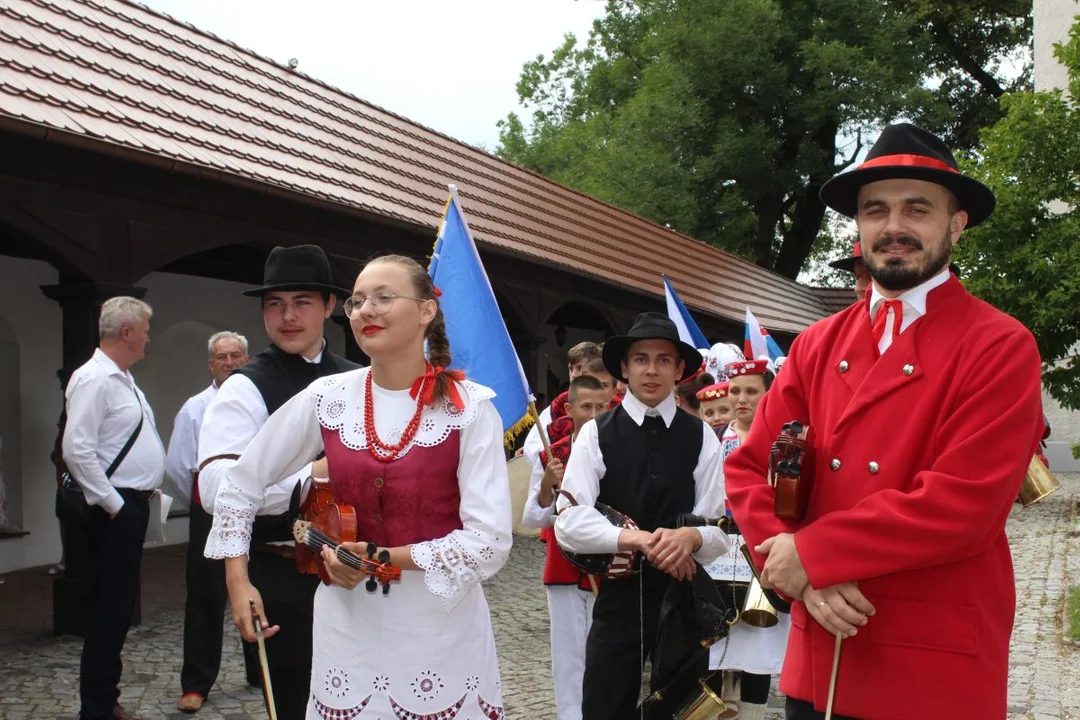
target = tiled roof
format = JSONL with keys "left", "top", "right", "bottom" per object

{"left": 809, "top": 286, "right": 856, "bottom": 315}
{"left": 0, "top": 0, "right": 830, "bottom": 333}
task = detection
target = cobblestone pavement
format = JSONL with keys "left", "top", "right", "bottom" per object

{"left": 1, "top": 476, "right": 1078, "bottom": 719}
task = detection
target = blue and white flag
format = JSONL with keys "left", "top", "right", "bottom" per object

{"left": 662, "top": 275, "right": 710, "bottom": 349}
{"left": 428, "top": 187, "right": 534, "bottom": 445}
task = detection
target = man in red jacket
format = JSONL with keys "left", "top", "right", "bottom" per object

{"left": 724, "top": 123, "right": 1043, "bottom": 720}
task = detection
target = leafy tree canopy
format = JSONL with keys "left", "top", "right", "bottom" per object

{"left": 958, "top": 18, "right": 1080, "bottom": 409}
{"left": 498, "top": 0, "right": 1031, "bottom": 279}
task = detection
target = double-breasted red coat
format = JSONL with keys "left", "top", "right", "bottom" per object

{"left": 725, "top": 276, "right": 1042, "bottom": 720}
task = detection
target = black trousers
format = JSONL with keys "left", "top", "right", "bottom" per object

{"left": 582, "top": 569, "right": 699, "bottom": 720}
{"left": 79, "top": 491, "right": 149, "bottom": 720}
{"left": 180, "top": 501, "right": 261, "bottom": 697}
{"left": 786, "top": 697, "right": 860, "bottom": 720}
{"left": 248, "top": 551, "right": 320, "bottom": 720}
{"left": 741, "top": 671, "right": 771, "bottom": 703}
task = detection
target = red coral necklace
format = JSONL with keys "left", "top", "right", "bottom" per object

{"left": 364, "top": 366, "right": 428, "bottom": 462}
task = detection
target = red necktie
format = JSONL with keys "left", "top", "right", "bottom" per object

{"left": 871, "top": 299, "right": 903, "bottom": 350}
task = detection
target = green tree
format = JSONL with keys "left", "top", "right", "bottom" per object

{"left": 498, "top": 0, "right": 1030, "bottom": 279}
{"left": 958, "top": 18, "right": 1080, "bottom": 409}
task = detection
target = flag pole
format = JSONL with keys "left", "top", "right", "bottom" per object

{"left": 529, "top": 399, "right": 599, "bottom": 597}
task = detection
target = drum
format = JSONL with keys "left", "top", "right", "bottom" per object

{"left": 507, "top": 454, "right": 539, "bottom": 538}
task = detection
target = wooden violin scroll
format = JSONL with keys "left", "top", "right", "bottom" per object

{"left": 769, "top": 421, "right": 815, "bottom": 521}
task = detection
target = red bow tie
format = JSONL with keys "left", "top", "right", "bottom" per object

{"left": 410, "top": 364, "right": 466, "bottom": 411}
{"left": 871, "top": 299, "right": 904, "bottom": 350}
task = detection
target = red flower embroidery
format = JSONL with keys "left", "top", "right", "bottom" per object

{"left": 389, "top": 693, "right": 467, "bottom": 720}
{"left": 313, "top": 694, "right": 372, "bottom": 720}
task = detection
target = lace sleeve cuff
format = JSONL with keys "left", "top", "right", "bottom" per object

{"left": 411, "top": 528, "right": 509, "bottom": 613}
{"left": 203, "top": 491, "right": 258, "bottom": 559}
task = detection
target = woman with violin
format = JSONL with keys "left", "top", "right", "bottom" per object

{"left": 205, "top": 254, "right": 512, "bottom": 719}
{"left": 709, "top": 359, "right": 789, "bottom": 720}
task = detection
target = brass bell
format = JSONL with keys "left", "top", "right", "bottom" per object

{"left": 672, "top": 674, "right": 727, "bottom": 720}
{"left": 1018, "top": 455, "right": 1061, "bottom": 508}
{"left": 741, "top": 575, "right": 779, "bottom": 628}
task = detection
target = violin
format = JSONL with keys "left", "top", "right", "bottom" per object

{"left": 769, "top": 421, "right": 815, "bottom": 521}
{"left": 292, "top": 480, "right": 401, "bottom": 593}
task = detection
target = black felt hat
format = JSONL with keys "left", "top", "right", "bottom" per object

{"left": 242, "top": 245, "right": 352, "bottom": 298}
{"left": 819, "top": 123, "right": 996, "bottom": 228}
{"left": 602, "top": 312, "right": 702, "bottom": 383}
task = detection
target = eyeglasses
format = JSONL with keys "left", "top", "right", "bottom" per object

{"left": 343, "top": 292, "right": 425, "bottom": 318}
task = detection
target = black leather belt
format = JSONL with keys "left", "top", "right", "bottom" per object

{"left": 118, "top": 488, "right": 154, "bottom": 502}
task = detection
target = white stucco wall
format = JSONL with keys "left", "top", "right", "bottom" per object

{"left": 0, "top": 257, "right": 349, "bottom": 573}
{"left": 1034, "top": 0, "right": 1080, "bottom": 93}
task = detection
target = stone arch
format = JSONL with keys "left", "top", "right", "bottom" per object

{"left": 0, "top": 314, "right": 22, "bottom": 531}
{"left": 539, "top": 300, "right": 615, "bottom": 399}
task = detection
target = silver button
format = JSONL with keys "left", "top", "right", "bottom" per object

{"left": 838, "top": 361, "right": 849, "bottom": 373}
{"left": 830, "top": 458, "right": 841, "bottom": 471}
{"left": 868, "top": 461, "right": 880, "bottom": 474}
{"left": 902, "top": 364, "right": 914, "bottom": 376}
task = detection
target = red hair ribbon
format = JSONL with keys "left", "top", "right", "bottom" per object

{"left": 410, "top": 364, "right": 465, "bottom": 411}
{"left": 857, "top": 153, "right": 958, "bottom": 174}
{"left": 433, "top": 285, "right": 443, "bottom": 298}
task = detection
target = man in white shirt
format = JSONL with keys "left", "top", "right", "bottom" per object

{"left": 169, "top": 331, "right": 251, "bottom": 713}
{"left": 62, "top": 296, "right": 165, "bottom": 720}
{"left": 554, "top": 313, "right": 729, "bottom": 720}
{"left": 197, "top": 244, "right": 358, "bottom": 717}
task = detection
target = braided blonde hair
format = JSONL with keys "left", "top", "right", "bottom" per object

{"left": 366, "top": 255, "right": 454, "bottom": 405}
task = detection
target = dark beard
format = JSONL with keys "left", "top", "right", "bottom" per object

{"left": 867, "top": 232, "right": 952, "bottom": 291}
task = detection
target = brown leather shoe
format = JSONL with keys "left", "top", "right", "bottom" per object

{"left": 177, "top": 693, "right": 204, "bottom": 713}
{"left": 112, "top": 704, "right": 136, "bottom": 720}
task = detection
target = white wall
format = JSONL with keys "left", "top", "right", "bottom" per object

{"left": 0, "top": 257, "right": 63, "bottom": 573}
{"left": 1034, "top": 0, "right": 1080, "bottom": 93}
{"left": 0, "top": 259, "right": 351, "bottom": 573}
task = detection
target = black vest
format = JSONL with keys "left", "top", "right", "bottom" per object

{"left": 233, "top": 342, "right": 360, "bottom": 543}
{"left": 595, "top": 403, "right": 703, "bottom": 533}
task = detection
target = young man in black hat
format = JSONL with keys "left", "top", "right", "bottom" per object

{"left": 196, "top": 245, "right": 359, "bottom": 717}
{"left": 725, "top": 123, "right": 1043, "bottom": 720}
{"left": 554, "top": 312, "right": 729, "bottom": 720}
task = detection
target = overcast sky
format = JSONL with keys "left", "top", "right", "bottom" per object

{"left": 140, "top": 0, "right": 605, "bottom": 149}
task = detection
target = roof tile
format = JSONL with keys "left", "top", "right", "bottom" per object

{"left": 0, "top": 0, "right": 829, "bottom": 332}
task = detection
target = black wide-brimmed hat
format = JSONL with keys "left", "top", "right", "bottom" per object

{"left": 828, "top": 238, "right": 863, "bottom": 273}
{"left": 819, "top": 123, "right": 996, "bottom": 228}
{"left": 242, "top": 245, "right": 352, "bottom": 298}
{"left": 602, "top": 312, "right": 702, "bottom": 383}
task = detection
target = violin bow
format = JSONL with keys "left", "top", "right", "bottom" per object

{"left": 250, "top": 600, "right": 278, "bottom": 720}
{"left": 824, "top": 632, "right": 843, "bottom": 720}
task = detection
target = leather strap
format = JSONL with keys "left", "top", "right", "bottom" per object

{"left": 198, "top": 453, "right": 241, "bottom": 472}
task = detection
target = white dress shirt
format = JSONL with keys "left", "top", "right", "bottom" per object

{"left": 869, "top": 267, "right": 951, "bottom": 354}
{"left": 520, "top": 435, "right": 566, "bottom": 530}
{"left": 62, "top": 349, "right": 165, "bottom": 516}
{"left": 554, "top": 391, "right": 729, "bottom": 563}
{"left": 164, "top": 382, "right": 216, "bottom": 502}
{"left": 521, "top": 404, "right": 553, "bottom": 468}
{"left": 197, "top": 370, "right": 317, "bottom": 516}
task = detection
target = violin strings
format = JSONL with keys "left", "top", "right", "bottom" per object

{"left": 302, "top": 527, "right": 364, "bottom": 570}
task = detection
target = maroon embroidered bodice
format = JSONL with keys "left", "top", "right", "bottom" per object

{"left": 320, "top": 426, "right": 463, "bottom": 547}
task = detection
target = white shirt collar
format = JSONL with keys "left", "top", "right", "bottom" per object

{"left": 92, "top": 347, "right": 129, "bottom": 378}
{"left": 620, "top": 389, "right": 678, "bottom": 428}
{"left": 304, "top": 338, "right": 327, "bottom": 364}
{"left": 869, "top": 267, "right": 951, "bottom": 321}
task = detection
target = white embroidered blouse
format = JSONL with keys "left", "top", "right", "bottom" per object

{"left": 204, "top": 367, "right": 513, "bottom": 612}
